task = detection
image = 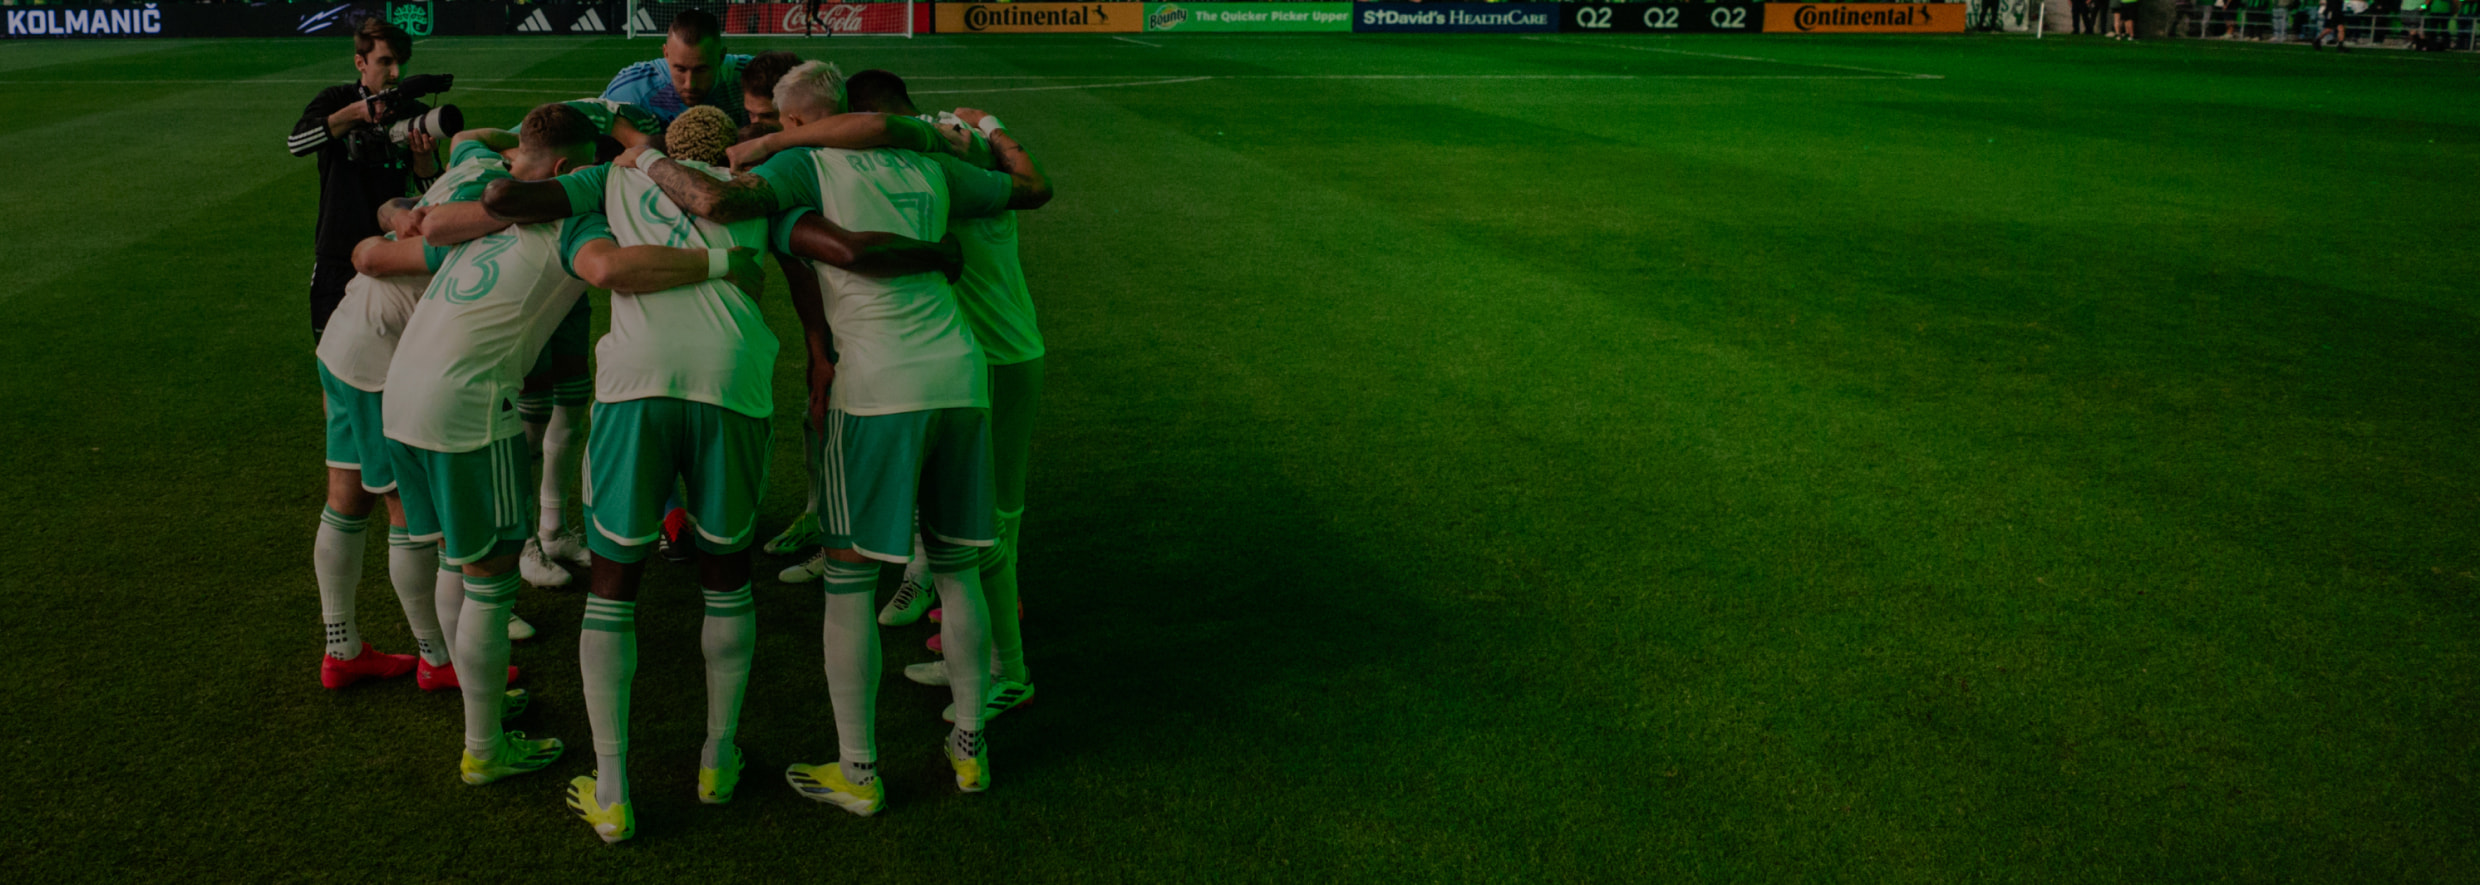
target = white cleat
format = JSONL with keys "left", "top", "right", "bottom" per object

{"left": 902, "top": 661, "right": 950, "bottom": 687}
{"left": 542, "top": 526, "right": 591, "bottom": 569}
{"left": 877, "top": 570, "right": 934, "bottom": 626}
{"left": 508, "top": 612, "right": 537, "bottom": 642}
{"left": 778, "top": 549, "right": 829, "bottom": 584}
{"left": 518, "top": 537, "right": 572, "bottom": 588}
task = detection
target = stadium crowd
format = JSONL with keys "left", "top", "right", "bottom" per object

{"left": 289, "top": 12, "right": 1051, "bottom": 842}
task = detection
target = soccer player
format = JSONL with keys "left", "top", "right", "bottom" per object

{"left": 362, "top": 102, "right": 767, "bottom": 787}
{"left": 601, "top": 10, "right": 751, "bottom": 128}
{"left": 738, "top": 50, "right": 803, "bottom": 137}
{"left": 642, "top": 60, "right": 1037, "bottom": 813}
{"left": 479, "top": 105, "right": 959, "bottom": 842}
{"left": 761, "top": 69, "right": 1055, "bottom": 722}
{"left": 513, "top": 98, "right": 665, "bottom": 591}
{"left": 289, "top": 19, "right": 442, "bottom": 339}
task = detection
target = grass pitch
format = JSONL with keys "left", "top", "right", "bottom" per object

{"left": 2, "top": 30, "right": 2477, "bottom": 882}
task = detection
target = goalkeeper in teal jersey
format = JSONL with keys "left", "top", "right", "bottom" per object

{"left": 355, "top": 102, "right": 766, "bottom": 790}
{"left": 748, "top": 68, "right": 1056, "bottom": 725}
{"left": 641, "top": 61, "right": 1047, "bottom": 813}
{"left": 480, "top": 105, "right": 959, "bottom": 843}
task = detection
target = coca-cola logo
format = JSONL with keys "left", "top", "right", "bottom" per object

{"left": 782, "top": 2, "right": 867, "bottom": 32}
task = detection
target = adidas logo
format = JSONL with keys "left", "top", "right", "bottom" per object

{"left": 516, "top": 8, "right": 551, "bottom": 32}
{"left": 572, "top": 8, "right": 606, "bottom": 32}
{"left": 629, "top": 8, "right": 657, "bottom": 34}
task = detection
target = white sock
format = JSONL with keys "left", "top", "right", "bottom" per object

{"left": 433, "top": 552, "right": 464, "bottom": 655}
{"left": 700, "top": 584, "right": 756, "bottom": 769}
{"left": 313, "top": 507, "right": 369, "bottom": 659}
{"left": 901, "top": 532, "right": 929, "bottom": 587}
{"left": 455, "top": 571, "right": 521, "bottom": 758}
{"left": 387, "top": 527, "right": 448, "bottom": 666}
{"left": 540, "top": 403, "right": 585, "bottom": 539}
{"left": 925, "top": 542, "right": 993, "bottom": 733}
{"left": 820, "top": 557, "right": 880, "bottom": 782}
{"left": 580, "top": 595, "right": 637, "bottom": 806}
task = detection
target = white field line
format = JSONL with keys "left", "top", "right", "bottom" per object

{"left": 1112, "top": 35, "right": 1163, "bottom": 48}
{"left": 0, "top": 72, "right": 1944, "bottom": 90}
{"left": 1523, "top": 35, "right": 1945, "bottom": 79}
{"left": 915, "top": 75, "right": 1212, "bottom": 94}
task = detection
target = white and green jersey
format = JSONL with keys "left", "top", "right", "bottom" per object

{"left": 926, "top": 112, "right": 1044, "bottom": 367}
{"left": 751, "top": 146, "right": 1013, "bottom": 416}
{"left": 384, "top": 160, "right": 613, "bottom": 453}
{"left": 314, "top": 141, "right": 505, "bottom": 392}
{"left": 552, "top": 159, "right": 777, "bottom": 417}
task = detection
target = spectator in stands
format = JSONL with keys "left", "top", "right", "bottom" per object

{"left": 2311, "top": 0, "right": 2351, "bottom": 48}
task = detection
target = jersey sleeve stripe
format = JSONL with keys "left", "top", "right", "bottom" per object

{"left": 290, "top": 128, "right": 329, "bottom": 156}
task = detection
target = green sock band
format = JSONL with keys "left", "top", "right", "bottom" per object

{"left": 581, "top": 596, "right": 637, "bottom": 633}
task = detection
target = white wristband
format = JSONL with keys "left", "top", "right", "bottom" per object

{"left": 707, "top": 248, "right": 729, "bottom": 280}
{"left": 976, "top": 116, "right": 1004, "bottom": 138}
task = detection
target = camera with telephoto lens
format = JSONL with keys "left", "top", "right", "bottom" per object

{"left": 344, "top": 73, "right": 461, "bottom": 165}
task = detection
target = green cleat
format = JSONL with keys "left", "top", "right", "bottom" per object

{"left": 785, "top": 762, "right": 883, "bottom": 816}
{"left": 459, "top": 731, "right": 564, "bottom": 786}
{"left": 566, "top": 774, "right": 634, "bottom": 844}
{"left": 698, "top": 743, "right": 745, "bottom": 805}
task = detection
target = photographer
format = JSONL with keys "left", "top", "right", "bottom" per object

{"left": 287, "top": 19, "right": 448, "bottom": 340}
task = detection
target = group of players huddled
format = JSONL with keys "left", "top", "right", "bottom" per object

{"left": 290, "top": 12, "right": 1051, "bottom": 842}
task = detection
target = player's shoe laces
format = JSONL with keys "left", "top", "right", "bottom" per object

{"left": 415, "top": 659, "right": 522, "bottom": 692}
{"left": 699, "top": 743, "right": 745, "bottom": 805}
{"left": 519, "top": 537, "right": 573, "bottom": 588}
{"left": 785, "top": 762, "right": 884, "bottom": 816}
{"left": 943, "top": 679, "right": 1035, "bottom": 724}
{"left": 778, "top": 549, "right": 829, "bottom": 584}
{"left": 566, "top": 774, "right": 635, "bottom": 844}
{"left": 542, "top": 526, "right": 590, "bottom": 569}
{"left": 508, "top": 612, "right": 537, "bottom": 642}
{"left": 878, "top": 573, "right": 934, "bottom": 626}
{"left": 763, "top": 513, "right": 821, "bottom": 555}
{"left": 945, "top": 732, "right": 990, "bottom": 793}
{"left": 902, "top": 662, "right": 949, "bottom": 687}
{"left": 320, "top": 643, "right": 417, "bottom": 689}
{"left": 459, "top": 731, "right": 564, "bottom": 785}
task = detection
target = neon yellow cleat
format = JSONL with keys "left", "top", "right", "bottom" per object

{"left": 458, "top": 731, "right": 563, "bottom": 786}
{"left": 785, "top": 762, "right": 883, "bottom": 816}
{"left": 946, "top": 736, "right": 990, "bottom": 794}
{"left": 566, "top": 774, "right": 635, "bottom": 844}
{"left": 698, "top": 743, "right": 745, "bottom": 805}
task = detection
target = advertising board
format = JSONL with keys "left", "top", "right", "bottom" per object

{"left": 935, "top": 2, "right": 1142, "bottom": 33}
{"left": 1353, "top": 2, "right": 1559, "bottom": 33}
{"left": 1762, "top": 2, "right": 1966, "bottom": 32}
{"left": 1143, "top": 2, "right": 1351, "bottom": 32}
{"left": 1563, "top": 2, "right": 1763, "bottom": 33}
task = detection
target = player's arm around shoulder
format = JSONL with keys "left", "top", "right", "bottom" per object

{"left": 950, "top": 109, "right": 1051, "bottom": 212}
{"left": 484, "top": 162, "right": 608, "bottom": 225}
{"left": 636, "top": 148, "right": 780, "bottom": 224}
{"left": 571, "top": 216, "right": 765, "bottom": 298}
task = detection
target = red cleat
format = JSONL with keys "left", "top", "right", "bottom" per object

{"left": 321, "top": 643, "right": 417, "bottom": 690}
{"left": 415, "top": 658, "right": 522, "bottom": 692}
{"left": 927, "top": 633, "right": 942, "bottom": 654}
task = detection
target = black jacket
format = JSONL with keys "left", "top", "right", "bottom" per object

{"left": 289, "top": 84, "right": 431, "bottom": 258}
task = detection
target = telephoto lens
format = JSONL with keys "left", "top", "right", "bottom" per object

{"left": 386, "top": 104, "right": 463, "bottom": 147}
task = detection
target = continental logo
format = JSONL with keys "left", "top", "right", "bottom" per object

{"left": 1794, "top": 3, "right": 1928, "bottom": 29}
{"left": 966, "top": 3, "right": 1106, "bottom": 29}
{"left": 937, "top": 2, "right": 1141, "bottom": 32}
{"left": 1147, "top": 3, "right": 1187, "bottom": 29}
{"left": 1764, "top": 2, "right": 1965, "bottom": 32}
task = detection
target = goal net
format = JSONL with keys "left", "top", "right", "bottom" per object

{"left": 627, "top": 1, "right": 916, "bottom": 38}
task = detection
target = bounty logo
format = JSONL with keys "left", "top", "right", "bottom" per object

{"left": 516, "top": 7, "right": 555, "bottom": 32}
{"left": 571, "top": 7, "right": 608, "bottom": 32}
{"left": 296, "top": 4, "right": 352, "bottom": 34}
{"left": 387, "top": 1, "right": 433, "bottom": 37}
{"left": 1147, "top": 3, "right": 1188, "bottom": 30}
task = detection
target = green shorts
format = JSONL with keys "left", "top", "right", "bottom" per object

{"left": 389, "top": 435, "right": 531, "bottom": 566}
{"left": 526, "top": 297, "right": 592, "bottom": 380}
{"left": 583, "top": 397, "right": 772, "bottom": 563}
{"left": 318, "top": 359, "right": 396, "bottom": 494}
{"left": 817, "top": 406, "right": 995, "bottom": 565}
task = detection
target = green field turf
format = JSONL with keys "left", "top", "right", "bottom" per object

{"left": 1, "top": 29, "right": 2476, "bottom": 881}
